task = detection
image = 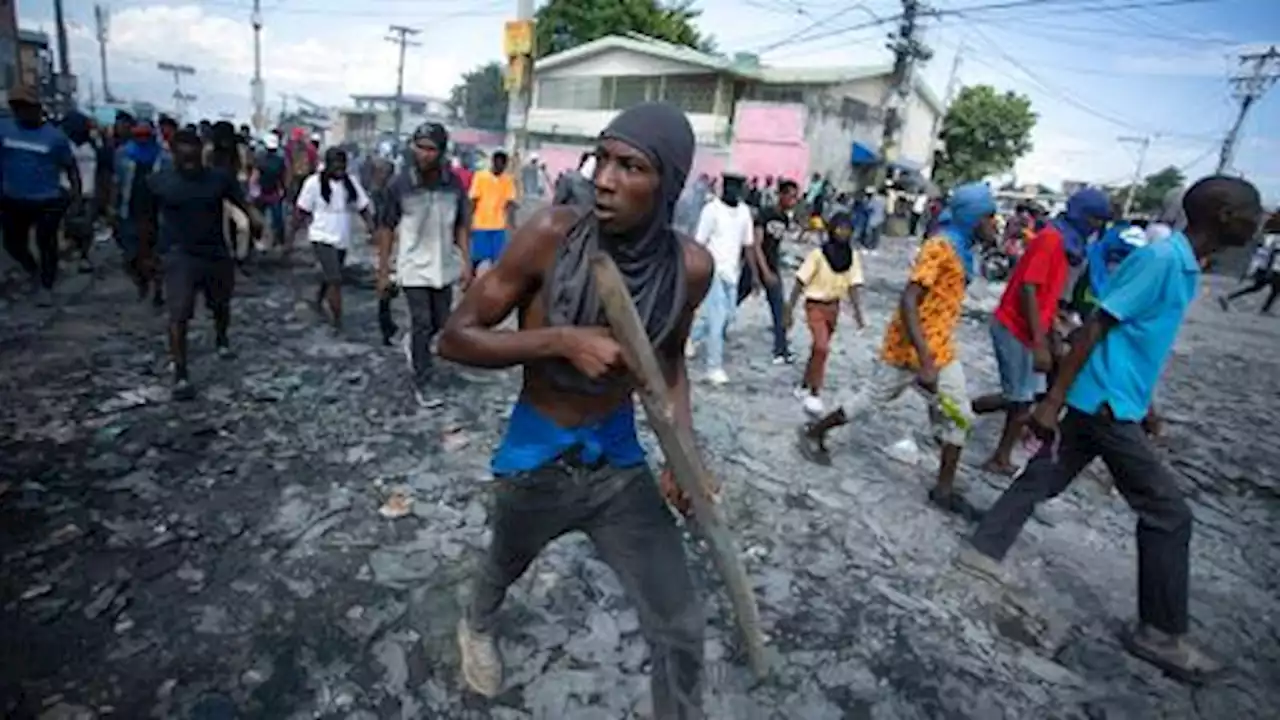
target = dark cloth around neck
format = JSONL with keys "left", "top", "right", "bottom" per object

{"left": 821, "top": 212, "right": 855, "bottom": 273}
{"left": 544, "top": 102, "right": 695, "bottom": 395}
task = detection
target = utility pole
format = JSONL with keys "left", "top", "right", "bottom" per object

{"left": 876, "top": 0, "right": 932, "bottom": 188}
{"left": 1217, "top": 45, "right": 1280, "bottom": 174}
{"left": 1118, "top": 135, "right": 1152, "bottom": 218}
{"left": 94, "top": 4, "right": 112, "bottom": 103}
{"left": 504, "top": 0, "right": 536, "bottom": 159}
{"left": 52, "top": 0, "right": 72, "bottom": 111}
{"left": 158, "top": 62, "right": 196, "bottom": 121}
{"left": 386, "top": 25, "right": 421, "bottom": 141}
{"left": 927, "top": 40, "right": 963, "bottom": 178}
{"left": 251, "top": 0, "right": 265, "bottom": 133}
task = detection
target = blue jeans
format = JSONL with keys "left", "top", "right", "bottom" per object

{"left": 259, "top": 200, "right": 284, "bottom": 245}
{"left": 690, "top": 275, "right": 736, "bottom": 372}
{"left": 764, "top": 277, "right": 789, "bottom": 357}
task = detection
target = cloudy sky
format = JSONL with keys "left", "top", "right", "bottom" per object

{"left": 22, "top": 0, "right": 1280, "bottom": 200}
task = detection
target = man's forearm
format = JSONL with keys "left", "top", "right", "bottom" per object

{"left": 1020, "top": 284, "right": 1044, "bottom": 348}
{"left": 375, "top": 228, "right": 393, "bottom": 276}
{"left": 454, "top": 227, "right": 471, "bottom": 269}
{"left": 900, "top": 289, "right": 933, "bottom": 367}
{"left": 437, "top": 325, "right": 566, "bottom": 369}
{"left": 1045, "top": 314, "right": 1108, "bottom": 403}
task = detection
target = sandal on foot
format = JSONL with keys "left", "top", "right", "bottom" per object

{"left": 929, "top": 487, "right": 984, "bottom": 522}
{"left": 1122, "top": 625, "right": 1223, "bottom": 685}
{"left": 796, "top": 425, "right": 832, "bottom": 466}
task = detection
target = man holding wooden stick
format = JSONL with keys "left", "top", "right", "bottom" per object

{"left": 439, "top": 102, "right": 713, "bottom": 717}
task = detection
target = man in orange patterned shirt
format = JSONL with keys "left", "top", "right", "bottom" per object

{"left": 797, "top": 182, "right": 998, "bottom": 520}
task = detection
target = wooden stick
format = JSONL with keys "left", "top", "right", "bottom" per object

{"left": 590, "top": 252, "right": 769, "bottom": 679}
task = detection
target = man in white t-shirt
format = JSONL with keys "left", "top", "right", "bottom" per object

{"left": 61, "top": 111, "right": 98, "bottom": 273}
{"left": 688, "top": 173, "right": 756, "bottom": 385}
{"left": 296, "top": 146, "right": 373, "bottom": 335}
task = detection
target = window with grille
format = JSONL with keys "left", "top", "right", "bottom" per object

{"left": 610, "top": 77, "right": 652, "bottom": 110}
{"left": 536, "top": 77, "right": 606, "bottom": 110}
{"left": 662, "top": 75, "right": 717, "bottom": 114}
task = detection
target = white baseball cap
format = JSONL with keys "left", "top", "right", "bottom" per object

{"left": 263, "top": 133, "right": 280, "bottom": 150}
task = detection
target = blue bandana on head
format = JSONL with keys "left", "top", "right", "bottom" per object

{"left": 937, "top": 182, "right": 996, "bottom": 282}
{"left": 1053, "top": 187, "right": 1111, "bottom": 266}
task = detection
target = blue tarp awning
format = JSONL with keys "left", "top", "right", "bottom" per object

{"left": 850, "top": 142, "right": 878, "bottom": 166}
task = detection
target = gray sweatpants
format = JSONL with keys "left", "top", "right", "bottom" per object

{"left": 469, "top": 459, "right": 704, "bottom": 718}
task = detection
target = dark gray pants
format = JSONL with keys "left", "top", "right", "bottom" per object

{"left": 469, "top": 459, "right": 704, "bottom": 719}
{"left": 403, "top": 285, "right": 452, "bottom": 388}
{"left": 969, "top": 408, "right": 1193, "bottom": 635}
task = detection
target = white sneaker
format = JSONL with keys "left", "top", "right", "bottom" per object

{"left": 457, "top": 618, "right": 502, "bottom": 697}
{"left": 802, "top": 394, "right": 826, "bottom": 417}
{"left": 707, "top": 368, "right": 729, "bottom": 386}
{"left": 792, "top": 385, "right": 809, "bottom": 400}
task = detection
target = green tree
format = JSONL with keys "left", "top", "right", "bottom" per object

{"left": 535, "top": 0, "right": 713, "bottom": 59}
{"left": 933, "top": 85, "right": 1037, "bottom": 188}
{"left": 449, "top": 62, "right": 508, "bottom": 132}
{"left": 1134, "top": 165, "right": 1185, "bottom": 213}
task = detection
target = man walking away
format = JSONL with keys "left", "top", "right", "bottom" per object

{"left": 863, "top": 188, "right": 887, "bottom": 252}
{"left": 150, "top": 130, "right": 263, "bottom": 401}
{"left": 62, "top": 111, "right": 98, "bottom": 273}
{"left": 469, "top": 149, "right": 518, "bottom": 275}
{"left": 297, "top": 146, "right": 373, "bottom": 335}
{"left": 1218, "top": 214, "right": 1278, "bottom": 314}
{"left": 911, "top": 192, "right": 929, "bottom": 237}
{"left": 687, "top": 173, "right": 756, "bottom": 385}
{"left": 957, "top": 176, "right": 1262, "bottom": 684}
{"left": 752, "top": 178, "right": 803, "bottom": 364}
{"left": 0, "top": 85, "right": 81, "bottom": 304}
{"left": 113, "top": 120, "right": 168, "bottom": 306}
{"left": 438, "top": 101, "right": 709, "bottom": 717}
{"left": 797, "top": 183, "right": 997, "bottom": 521}
{"left": 375, "top": 123, "right": 472, "bottom": 407}
{"left": 252, "top": 133, "right": 288, "bottom": 251}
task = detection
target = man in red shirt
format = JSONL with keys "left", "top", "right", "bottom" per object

{"left": 977, "top": 190, "right": 1108, "bottom": 473}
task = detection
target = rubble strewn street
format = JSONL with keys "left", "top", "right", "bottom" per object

{"left": 2, "top": 236, "right": 1277, "bottom": 720}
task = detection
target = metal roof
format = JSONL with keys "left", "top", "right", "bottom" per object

{"left": 537, "top": 34, "right": 944, "bottom": 115}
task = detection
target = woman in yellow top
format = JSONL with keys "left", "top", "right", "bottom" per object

{"left": 785, "top": 211, "right": 866, "bottom": 416}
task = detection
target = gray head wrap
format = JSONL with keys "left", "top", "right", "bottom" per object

{"left": 543, "top": 102, "right": 695, "bottom": 395}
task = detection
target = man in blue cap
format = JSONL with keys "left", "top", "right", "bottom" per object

{"left": 798, "top": 181, "right": 999, "bottom": 520}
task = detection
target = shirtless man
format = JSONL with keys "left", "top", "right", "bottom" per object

{"left": 438, "top": 102, "right": 712, "bottom": 718}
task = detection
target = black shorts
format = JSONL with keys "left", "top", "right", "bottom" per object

{"left": 312, "top": 242, "right": 346, "bottom": 284}
{"left": 165, "top": 252, "right": 235, "bottom": 323}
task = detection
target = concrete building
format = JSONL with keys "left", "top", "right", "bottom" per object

{"left": 17, "top": 28, "right": 51, "bottom": 100}
{"left": 523, "top": 33, "right": 943, "bottom": 188}
{"left": 329, "top": 93, "right": 452, "bottom": 147}
{"left": 0, "top": 0, "right": 17, "bottom": 98}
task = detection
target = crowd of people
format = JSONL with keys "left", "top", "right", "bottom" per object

{"left": 5, "top": 83, "right": 1280, "bottom": 715}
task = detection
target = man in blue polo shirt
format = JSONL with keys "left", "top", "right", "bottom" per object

{"left": 956, "top": 176, "right": 1263, "bottom": 684}
{"left": 0, "top": 85, "right": 82, "bottom": 304}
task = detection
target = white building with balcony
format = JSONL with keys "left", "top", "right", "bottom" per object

{"left": 524, "top": 33, "right": 944, "bottom": 185}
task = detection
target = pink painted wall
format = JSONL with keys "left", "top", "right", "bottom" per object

{"left": 451, "top": 127, "right": 505, "bottom": 147}
{"left": 728, "top": 101, "right": 809, "bottom": 185}
{"left": 535, "top": 143, "right": 729, "bottom": 194}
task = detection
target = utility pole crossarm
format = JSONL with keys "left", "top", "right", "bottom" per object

{"left": 1218, "top": 45, "right": 1280, "bottom": 174}
{"left": 386, "top": 25, "right": 422, "bottom": 141}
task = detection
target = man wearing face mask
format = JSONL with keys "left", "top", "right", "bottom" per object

{"left": 375, "top": 122, "right": 473, "bottom": 408}
{"left": 0, "top": 85, "right": 81, "bottom": 304}
{"left": 687, "top": 172, "right": 757, "bottom": 385}
{"left": 149, "top": 130, "right": 263, "bottom": 401}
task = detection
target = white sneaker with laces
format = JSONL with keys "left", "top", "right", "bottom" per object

{"left": 803, "top": 394, "right": 826, "bottom": 417}
{"left": 457, "top": 618, "right": 502, "bottom": 697}
{"left": 707, "top": 368, "right": 729, "bottom": 386}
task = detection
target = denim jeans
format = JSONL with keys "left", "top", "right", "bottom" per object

{"left": 690, "top": 275, "right": 736, "bottom": 372}
{"left": 470, "top": 459, "right": 704, "bottom": 718}
{"left": 259, "top": 200, "right": 285, "bottom": 245}
{"left": 969, "top": 408, "right": 1193, "bottom": 634}
{"left": 764, "top": 278, "right": 789, "bottom": 357}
